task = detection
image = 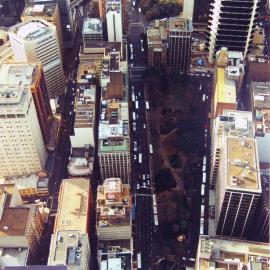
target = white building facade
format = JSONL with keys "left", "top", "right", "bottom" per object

{"left": 8, "top": 19, "right": 65, "bottom": 98}
{"left": 0, "top": 85, "right": 47, "bottom": 178}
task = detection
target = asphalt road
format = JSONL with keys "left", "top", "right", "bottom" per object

{"left": 127, "top": 3, "right": 156, "bottom": 270}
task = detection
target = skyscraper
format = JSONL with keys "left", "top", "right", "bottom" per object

{"left": 168, "top": 17, "right": 192, "bottom": 73}
{"left": 0, "top": 83, "right": 47, "bottom": 178}
{"left": 21, "top": 2, "right": 64, "bottom": 57}
{"left": 106, "top": 0, "right": 123, "bottom": 43}
{"left": 0, "top": 62, "right": 52, "bottom": 146}
{"left": 8, "top": 19, "right": 65, "bottom": 99}
{"left": 215, "top": 137, "right": 261, "bottom": 238}
{"left": 207, "top": 0, "right": 261, "bottom": 63}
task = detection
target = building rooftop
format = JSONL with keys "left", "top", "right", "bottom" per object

{"left": 77, "top": 63, "right": 98, "bottom": 84}
{"left": 251, "top": 82, "right": 270, "bottom": 136}
{"left": 169, "top": 17, "right": 192, "bottom": 32}
{"left": 83, "top": 18, "right": 102, "bottom": 34}
{"left": 98, "top": 100, "right": 129, "bottom": 152}
{"left": 0, "top": 208, "right": 30, "bottom": 236}
{"left": 96, "top": 178, "right": 131, "bottom": 228}
{"left": 9, "top": 19, "right": 53, "bottom": 41}
{"left": 217, "top": 110, "right": 254, "bottom": 138}
{"left": 197, "top": 236, "right": 270, "bottom": 270}
{"left": 0, "top": 247, "right": 29, "bottom": 268}
{"left": 73, "top": 85, "right": 96, "bottom": 129}
{"left": 0, "top": 83, "right": 32, "bottom": 115}
{"left": 226, "top": 137, "right": 261, "bottom": 192}
{"left": 54, "top": 179, "right": 90, "bottom": 233}
{"left": 216, "top": 67, "right": 237, "bottom": 104}
{"left": 22, "top": 3, "right": 57, "bottom": 18}
{"left": 48, "top": 230, "right": 88, "bottom": 269}
{"left": 0, "top": 63, "right": 38, "bottom": 86}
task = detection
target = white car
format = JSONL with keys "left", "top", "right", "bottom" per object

{"left": 143, "top": 124, "right": 146, "bottom": 129}
{"left": 142, "top": 174, "right": 146, "bottom": 180}
{"left": 134, "top": 154, "right": 137, "bottom": 160}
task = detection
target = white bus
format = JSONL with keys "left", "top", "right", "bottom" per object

{"left": 149, "top": 144, "right": 153, "bottom": 154}
{"left": 137, "top": 253, "right": 141, "bottom": 269}
{"left": 132, "top": 93, "right": 135, "bottom": 102}
{"left": 132, "top": 112, "right": 136, "bottom": 121}
{"left": 203, "top": 155, "right": 206, "bottom": 165}
{"left": 138, "top": 153, "right": 142, "bottom": 163}
{"left": 202, "top": 172, "right": 206, "bottom": 183}
{"left": 200, "top": 218, "right": 204, "bottom": 235}
{"left": 146, "top": 101, "right": 149, "bottom": 109}
{"left": 135, "top": 100, "right": 139, "bottom": 109}
{"left": 154, "top": 214, "right": 159, "bottom": 226}
{"left": 153, "top": 194, "right": 157, "bottom": 206}
{"left": 201, "top": 205, "right": 205, "bottom": 217}
{"left": 201, "top": 184, "right": 205, "bottom": 196}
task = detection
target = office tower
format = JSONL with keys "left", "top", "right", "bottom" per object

{"left": 215, "top": 137, "right": 261, "bottom": 238}
{"left": 195, "top": 236, "right": 270, "bottom": 270}
{"left": 0, "top": 63, "right": 52, "bottom": 145}
{"left": 98, "top": 101, "right": 130, "bottom": 183}
{"left": 0, "top": 185, "right": 45, "bottom": 264}
{"left": 0, "top": 0, "right": 24, "bottom": 29}
{"left": 168, "top": 17, "right": 192, "bottom": 73}
{"left": 21, "top": 2, "right": 64, "bottom": 57}
{"left": 82, "top": 18, "right": 103, "bottom": 43}
{"left": 106, "top": 0, "right": 123, "bottom": 43}
{"left": 147, "top": 21, "right": 167, "bottom": 67}
{"left": 96, "top": 178, "right": 132, "bottom": 269}
{"left": 48, "top": 178, "right": 91, "bottom": 269}
{"left": 192, "top": 0, "right": 210, "bottom": 27}
{"left": 210, "top": 110, "right": 253, "bottom": 189}
{"left": 250, "top": 175, "right": 269, "bottom": 243}
{"left": 0, "top": 84, "right": 47, "bottom": 178}
{"left": 99, "top": 0, "right": 106, "bottom": 18}
{"left": 25, "top": 0, "right": 74, "bottom": 48}
{"left": 207, "top": 0, "right": 260, "bottom": 63}
{"left": 68, "top": 72, "right": 96, "bottom": 177}
{"left": 9, "top": 19, "right": 65, "bottom": 99}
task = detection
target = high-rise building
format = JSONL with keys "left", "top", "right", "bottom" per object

{"left": 215, "top": 137, "right": 261, "bottom": 238}
{"left": 106, "top": 0, "right": 123, "bottom": 43}
{"left": 0, "top": 84, "right": 47, "bottom": 178}
{"left": 210, "top": 110, "right": 253, "bottom": 188}
{"left": 48, "top": 178, "right": 91, "bottom": 269}
{"left": 25, "top": 0, "right": 75, "bottom": 48}
{"left": 251, "top": 82, "right": 270, "bottom": 173}
{"left": 96, "top": 178, "right": 132, "bottom": 269}
{"left": 21, "top": 2, "right": 64, "bottom": 57}
{"left": 207, "top": 0, "right": 260, "bottom": 63}
{"left": 8, "top": 19, "right": 65, "bottom": 99}
{"left": 82, "top": 18, "right": 103, "bottom": 43}
{"left": 0, "top": 62, "right": 52, "bottom": 146}
{"left": 147, "top": 21, "right": 167, "bottom": 67}
{"left": 168, "top": 17, "right": 192, "bottom": 73}
{"left": 195, "top": 236, "right": 270, "bottom": 270}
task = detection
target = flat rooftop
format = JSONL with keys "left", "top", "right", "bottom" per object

{"left": 0, "top": 247, "right": 29, "bottom": 267}
{"left": 216, "top": 67, "right": 237, "bottom": 104}
{"left": 226, "top": 137, "right": 260, "bottom": 192}
{"left": 198, "top": 236, "right": 270, "bottom": 270}
{"left": 48, "top": 230, "right": 88, "bottom": 268}
{"left": 169, "top": 17, "right": 192, "bottom": 32}
{"left": 0, "top": 63, "right": 38, "bottom": 86}
{"left": 74, "top": 86, "right": 96, "bottom": 129}
{"left": 22, "top": 3, "right": 57, "bottom": 18}
{"left": 0, "top": 84, "right": 32, "bottom": 114}
{"left": 83, "top": 18, "right": 102, "bottom": 34}
{"left": 98, "top": 100, "right": 129, "bottom": 151}
{"left": 0, "top": 208, "right": 30, "bottom": 236}
{"left": 9, "top": 19, "right": 52, "bottom": 41}
{"left": 77, "top": 63, "right": 98, "bottom": 84}
{"left": 218, "top": 110, "right": 254, "bottom": 138}
{"left": 54, "top": 179, "right": 90, "bottom": 233}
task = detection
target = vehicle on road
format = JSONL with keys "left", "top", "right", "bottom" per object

{"left": 146, "top": 101, "right": 149, "bottom": 109}
{"left": 138, "top": 153, "right": 142, "bottom": 163}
